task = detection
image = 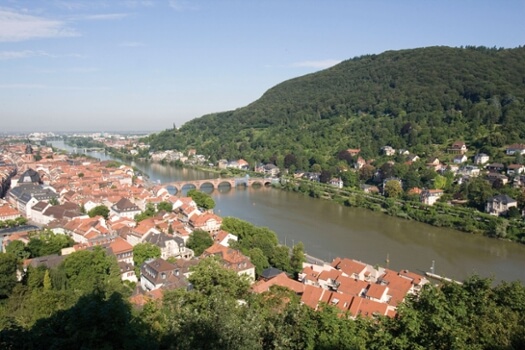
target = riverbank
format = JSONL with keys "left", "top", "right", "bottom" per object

{"left": 143, "top": 159, "right": 525, "bottom": 245}
{"left": 272, "top": 177, "right": 525, "bottom": 245}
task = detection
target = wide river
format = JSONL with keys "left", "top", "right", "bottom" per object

{"left": 53, "top": 142, "right": 525, "bottom": 284}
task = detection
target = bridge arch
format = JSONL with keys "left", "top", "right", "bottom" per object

{"left": 181, "top": 183, "right": 197, "bottom": 192}
{"left": 166, "top": 184, "right": 178, "bottom": 195}
{"left": 198, "top": 181, "right": 215, "bottom": 191}
{"left": 161, "top": 177, "right": 274, "bottom": 193}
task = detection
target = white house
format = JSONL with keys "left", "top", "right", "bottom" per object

{"left": 453, "top": 155, "right": 468, "bottom": 164}
{"left": 381, "top": 146, "right": 396, "bottom": 156}
{"left": 506, "top": 144, "right": 525, "bottom": 155}
{"left": 474, "top": 153, "right": 490, "bottom": 165}
{"left": 486, "top": 194, "right": 517, "bottom": 216}
{"left": 420, "top": 189, "right": 444, "bottom": 206}
{"left": 329, "top": 177, "right": 344, "bottom": 189}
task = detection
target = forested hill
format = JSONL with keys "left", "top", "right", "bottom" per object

{"left": 144, "top": 45, "right": 525, "bottom": 166}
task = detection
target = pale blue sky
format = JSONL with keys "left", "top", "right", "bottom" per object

{"left": 1, "top": 0, "right": 523, "bottom": 133}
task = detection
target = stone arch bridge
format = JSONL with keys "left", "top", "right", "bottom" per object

{"left": 162, "top": 177, "right": 274, "bottom": 193}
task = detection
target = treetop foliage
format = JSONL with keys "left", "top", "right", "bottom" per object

{"left": 1, "top": 252, "right": 524, "bottom": 349}
{"left": 143, "top": 46, "right": 525, "bottom": 169}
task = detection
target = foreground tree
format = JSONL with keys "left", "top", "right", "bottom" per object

{"left": 5, "top": 240, "right": 30, "bottom": 261}
{"left": 26, "top": 230, "right": 74, "bottom": 258}
{"left": 61, "top": 247, "right": 123, "bottom": 296}
{"left": 0, "top": 253, "right": 18, "bottom": 298}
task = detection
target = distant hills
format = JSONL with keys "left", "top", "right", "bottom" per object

{"left": 144, "top": 45, "right": 525, "bottom": 167}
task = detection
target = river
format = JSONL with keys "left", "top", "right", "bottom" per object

{"left": 51, "top": 141, "right": 525, "bottom": 284}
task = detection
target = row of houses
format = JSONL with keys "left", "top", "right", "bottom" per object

{"left": 251, "top": 257, "right": 428, "bottom": 319}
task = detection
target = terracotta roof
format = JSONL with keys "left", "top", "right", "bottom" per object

{"left": 189, "top": 212, "right": 222, "bottom": 227}
{"left": 202, "top": 243, "right": 254, "bottom": 272}
{"left": 366, "top": 283, "right": 388, "bottom": 300}
{"left": 348, "top": 296, "right": 388, "bottom": 318}
{"left": 318, "top": 268, "right": 343, "bottom": 282}
{"left": 336, "top": 275, "right": 369, "bottom": 296}
{"left": 0, "top": 204, "right": 19, "bottom": 217}
{"left": 332, "top": 258, "right": 367, "bottom": 277}
{"left": 301, "top": 285, "right": 326, "bottom": 309}
{"left": 398, "top": 269, "right": 425, "bottom": 286}
{"left": 300, "top": 266, "right": 322, "bottom": 283}
{"left": 252, "top": 272, "right": 305, "bottom": 294}
{"left": 326, "top": 291, "right": 354, "bottom": 312}
{"left": 109, "top": 236, "right": 133, "bottom": 254}
{"left": 379, "top": 270, "right": 413, "bottom": 306}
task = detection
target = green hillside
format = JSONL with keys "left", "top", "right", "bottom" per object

{"left": 144, "top": 45, "right": 525, "bottom": 167}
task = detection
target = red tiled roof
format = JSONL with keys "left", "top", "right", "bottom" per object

{"left": 109, "top": 236, "right": 133, "bottom": 254}
{"left": 252, "top": 272, "right": 305, "bottom": 294}
{"left": 336, "top": 275, "right": 369, "bottom": 296}
{"left": 366, "top": 283, "right": 388, "bottom": 300}
{"left": 332, "top": 258, "right": 367, "bottom": 277}
{"left": 348, "top": 296, "right": 388, "bottom": 318}
{"left": 301, "top": 285, "right": 325, "bottom": 309}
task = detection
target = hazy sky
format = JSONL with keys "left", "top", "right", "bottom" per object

{"left": 1, "top": 0, "right": 524, "bottom": 133}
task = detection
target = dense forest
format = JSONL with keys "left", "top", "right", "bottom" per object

{"left": 144, "top": 45, "right": 525, "bottom": 167}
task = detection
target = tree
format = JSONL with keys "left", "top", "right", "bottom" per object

{"left": 466, "top": 178, "right": 493, "bottom": 211}
{"left": 290, "top": 242, "right": 306, "bottom": 276}
{"left": 187, "top": 189, "right": 215, "bottom": 210}
{"left": 188, "top": 256, "right": 250, "bottom": 299}
{"left": 15, "top": 216, "right": 28, "bottom": 226}
{"left": 270, "top": 246, "right": 292, "bottom": 273}
{"left": 319, "top": 170, "right": 333, "bottom": 183}
{"left": 433, "top": 174, "right": 447, "bottom": 190}
{"left": 133, "top": 243, "right": 161, "bottom": 271}
{"left": 135, "top": 203, "right": 156, "bottom": 222}
{"left": 187, "top": 229, "right": 214, "bottom": 256}
{"left": 5, "top": 240, "right": 30, "bottom": 261}
{"left": 359, "top": 164, "right": 375, "bottom": 182}
{"left": 380, "top": 162, "right": 395, "bottom": 181}
{"left": 284, "top": 153, "right": 298, "bottom": 169}
{"left": 340, "top": 170, "right": 359, "bottom": 188}
{"left": 384, "top": 180, "right": 402, "bottom": 198}
{"left": 507, "top": 206, "right": 521, "bottom": 219}
{"left": 62, "top": 247, "right": 123, "bottom": 296}
{"left": 0, "top": 253, "right": 18, "bottom": 298}
{"left": 247, "top": 248, "right": 269, "bottom": 276}
{"left": 26, "top": 230, "right": 74, "bottom": 258}
{"left": 87, "top": 205, "right": 110, "bottom": 219}
{"left": 43, "top": 270, "right": 52, "bottom": 291}
{"left": 157, "top": 201, "right": 173, "bottom": 212}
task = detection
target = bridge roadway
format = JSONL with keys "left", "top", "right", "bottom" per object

{"left": 161, "top": 177, "right": 274, "bottom": 192}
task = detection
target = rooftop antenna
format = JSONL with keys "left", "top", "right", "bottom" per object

{"left": 430, "top": 260, "right": 435, "bottom": 275}
{"left": 385, "top": 253, "right": 390, "bottom": 267}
